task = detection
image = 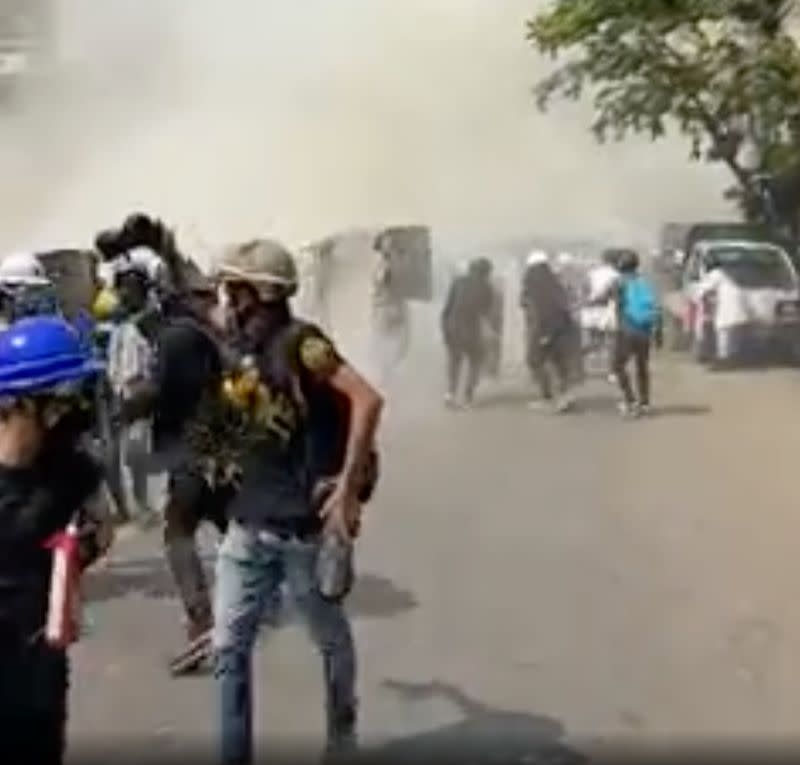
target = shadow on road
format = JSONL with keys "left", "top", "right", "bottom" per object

{"left": 473, "top": 388, "right": 534, "bottom": 409}
{"left": 84, "top": 557, "right": 418, "bottom": 620}
{"left": 576, "top": 394, "right": 710, "bottom": 418}
{"left": 648, "top": 403, "right": 711, "bottom": 417}
{"left": 466, "top": 387, "right": 710, "bottom": 419}
{"left": 368, "top": 679, "right": 588, "bottom": 764}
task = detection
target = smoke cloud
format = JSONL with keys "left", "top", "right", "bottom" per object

{"left": 1, "top": 0, "right": 732, "bottom": 259}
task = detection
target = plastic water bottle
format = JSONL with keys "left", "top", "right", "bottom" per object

{"left": 315, "top": 532, "right": 354, "bottom": 602}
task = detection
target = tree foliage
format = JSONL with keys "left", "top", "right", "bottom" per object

{"left": 527, "top": 0, "right": 800, "bottom": 224}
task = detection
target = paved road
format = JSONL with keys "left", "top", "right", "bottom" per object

{"left": 66, "top": 352, "right": 800, "bottom": 762}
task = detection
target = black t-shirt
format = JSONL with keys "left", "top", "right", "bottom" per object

{"left": 151, "top": 317, "right": 223, "bottom": 451}
{"left": 0, "top": 449, "right": 101, "bottom": 638}
{"left": 226, "top": 319, "right": 346, "bottom": 535}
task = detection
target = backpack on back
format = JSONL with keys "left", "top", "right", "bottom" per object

{"left": 620, "top": 276, "right": 658, "bottom": 333}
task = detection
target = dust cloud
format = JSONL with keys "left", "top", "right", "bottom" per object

{"left": 0, "top": 0, "right": 733, "bottom": 400}
{"left": 2, "top": 0, "right": 732, "bottom": 258}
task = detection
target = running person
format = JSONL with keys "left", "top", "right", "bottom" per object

{"left": 441, "top": 257, "right": 498, "bottom": 407}
{"left": 520, "top": 250, "right": 579, "bottom": 413}
{"left": 598, "top": 250, "right": 661, "bottom": 417}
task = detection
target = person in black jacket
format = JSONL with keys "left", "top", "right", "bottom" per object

{"left": 0, "top": 316, "right": 113, "bottom": 765}
{"left": 118, "top": 262, "right": 238, "bottom": 674}
{"left": 520, "top": 250, "right": 579, "bottom": 413}
{"left": 441, "top": 257, "right": 498, "bottom": 408}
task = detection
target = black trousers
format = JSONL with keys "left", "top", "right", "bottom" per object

{"left": 446, "top": 342, "right": 483, "bottom": 402}
{"left": 0, "top": 633, "right": 68, "bottom": 765}
{"left": 526, "top": 328, "right": 573, "bottom": 400}
{"left": 612, "top": 330, "right": 651, "bottom": 406}
{"left": 163, "top": 463, "right": 234, "bottom": 631}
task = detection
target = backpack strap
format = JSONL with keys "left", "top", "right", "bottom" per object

{"left": 270, "top": 318, "right": 316, "bottom": 416}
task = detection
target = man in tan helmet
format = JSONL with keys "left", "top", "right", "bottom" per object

{"left": 212, "top": 239, "right": 383, "bottom": 764}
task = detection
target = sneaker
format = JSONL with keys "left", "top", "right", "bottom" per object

{"left": 169, "top": 628, "right": 212, "bottom": 676}
{"left": 555, "top": 394, "right": 574, "bottom": 414}
{"left": 637, "top": 403, "right": 651, "bottom": 417}
{"left": 445, "top": 393, "right": 467, "bottom": 410}
{"left": 322, "top": 734, "right": 358, "bottom": 764}
{"left": 618, "top": 401, "right": 639, "bottom": 419}
{"left": 323, "top": 710, "right": 358, "bottom": 763}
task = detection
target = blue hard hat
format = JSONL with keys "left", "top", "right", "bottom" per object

{"left": 0, "top": 316, "right": 103, "bottom": 398}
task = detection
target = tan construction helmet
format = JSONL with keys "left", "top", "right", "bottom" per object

{"left": 218, "top": 238, "right": 298, "bottom": 301}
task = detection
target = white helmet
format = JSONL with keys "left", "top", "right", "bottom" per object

{"left": 0, "top": 252, "right": 50, "bottom": 287}
{"left": 127, "top": 246, "right": 164, "bottom": 282}
{"left": 526, "top": 249, "right": 549, "bottom": 267}
{"left": 556, "top": 251, "right": 575, "bottom": 268}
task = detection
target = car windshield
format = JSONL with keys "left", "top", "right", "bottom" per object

{"left": 704, "top": 245, "right": 797, "bottom": 289}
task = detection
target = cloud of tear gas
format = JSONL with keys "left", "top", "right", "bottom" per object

{"left": 2, "top": 0, "right": 733, "bottom": 259}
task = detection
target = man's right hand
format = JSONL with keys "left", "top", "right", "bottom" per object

{"left": 318, "top": 479, "right": 362, "bottom": 541}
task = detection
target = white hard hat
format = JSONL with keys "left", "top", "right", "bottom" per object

{"left": 526, "top": 249, "right": 549, "bottom": 267}
{"left": 556, "top": 251, "right": 575, "bottom": 266}
{"left": 0, "top": 252, "right": 50, "bottom": 286}
{"left": 127, "top": 246, "right": 163, "bottom": 281}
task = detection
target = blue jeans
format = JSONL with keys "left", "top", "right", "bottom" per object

{"left": 213, "top": 521, "right": 357, "bottom": 765}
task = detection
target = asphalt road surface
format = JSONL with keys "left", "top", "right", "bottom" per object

{"left": 66, "top": 352, "right": 800, "bottom": 763}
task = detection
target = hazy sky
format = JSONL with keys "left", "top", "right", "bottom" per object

{"left": 5, "top": 0, "right": 733, "bottom": 257}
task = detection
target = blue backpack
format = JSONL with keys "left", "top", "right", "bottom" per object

{"left": 620, "top": 275, "right": 658, "bottom": 332}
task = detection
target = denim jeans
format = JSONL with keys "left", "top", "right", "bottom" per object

{"left": 213, "top": 521, "right": 357, "bottom": 765}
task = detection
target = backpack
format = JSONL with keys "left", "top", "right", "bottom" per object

{"left": 620, "top": 276, "right": 658, "bottom": 333}
{"left": 273, "top": 320, "right": 381, "bottom": 505}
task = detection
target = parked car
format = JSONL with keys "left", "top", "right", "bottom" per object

{"left": 663, "top": 239, "right": 800, "bottom": 365}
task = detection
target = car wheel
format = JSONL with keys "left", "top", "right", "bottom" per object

{"left": 784, "top": 333, "right": 800, "bottom": 367}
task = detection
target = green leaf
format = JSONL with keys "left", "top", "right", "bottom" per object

{"left": 527, "top": 0, "right": 800, "bottom": 217}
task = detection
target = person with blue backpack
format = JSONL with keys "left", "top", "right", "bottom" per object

{"left": 606, "top": 250, "right": 661, "bottom": 417}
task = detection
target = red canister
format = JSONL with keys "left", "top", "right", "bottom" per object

{"left": 44, "top": 519, "right": 82, "bottom": 649}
